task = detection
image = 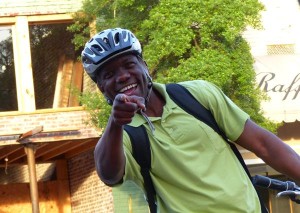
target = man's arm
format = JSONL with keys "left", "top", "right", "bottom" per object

{"left": 94, "top": 94, "right": 145, "bottom": 185}
{"left": 236, "top": 119, "right": 300, "bottom": 183}
{"left": 94, "top": 117, "right": 125, "bottom": 185}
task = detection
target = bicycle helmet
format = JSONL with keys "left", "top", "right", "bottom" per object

{"left": 81, "top": 28, "right": 142, "bottom": 82}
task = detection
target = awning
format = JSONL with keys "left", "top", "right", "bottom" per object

{"left": 255, "top": 54, "right": 300, "bottom": 122}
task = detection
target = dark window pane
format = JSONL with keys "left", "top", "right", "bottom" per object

{"left": 0, "top": 27, "right": 17, "bottom": 111}
{"left": 29, "top": 23, "right": 82, "bottom": 109}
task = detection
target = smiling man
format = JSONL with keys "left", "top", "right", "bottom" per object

{"left": 81, "top": 28, "right": 300, "bottom": 213}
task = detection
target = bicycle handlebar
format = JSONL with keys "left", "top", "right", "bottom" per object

{"left": 252, "top": 175, "right": 299, "bottom": 191}
{"left": 252, "top": 175, "right": 300, "bottom": 204}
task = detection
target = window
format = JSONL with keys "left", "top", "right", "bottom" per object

{"left": 267, "top": 44, "right": 295, "bottom": 55}
{"left": 0, "top": 26, "right": 17, "bottom": 111}
{"left": 0, "top": 15, "right": 84, "bottom": 113}
{"left": 29, "top": 22, "right": 83, "bottom": 109}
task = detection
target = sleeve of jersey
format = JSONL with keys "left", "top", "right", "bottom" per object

{"left": 121, "top": 131, "right": 145, "bottom": 188}
{"left": 181, "top": 80, "right": 250, "bottom": 142}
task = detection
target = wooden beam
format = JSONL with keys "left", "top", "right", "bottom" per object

{"left": 27, "top": 14, "right": 73, "bottom": 23}
{"left": 64, "top": 139, "right": 98, "bottom": 159}
{"left": 55, "top": 159, "right": 68, "bottom": 180}
{"left": 61, "top": 59, "right": 74, "bottom": 107}
{"left": 4, "top": 147, "right": 26, "bottom": 164}
{"left": 35, "top": 141, "right": 71, "bottom": 159}
{"left": 14, "top": 16, "right": 36, "bottom": 112}
{"left": 0, "top": 17, "right": 16, "bottom": 24}
{"left": 68, "top": 61, "right": 83, "bottom": 107}
{"left": 0, "top": 14, "right": 73, "bottom": 25}
{"left": 0, "top": 145, "right": 23, "bottom": 160}
{"left": 55, "top": 160, "right": 71, "bottom": 213}
{"left": 53, "top": 55, "right": 65, "bottom": 108}
{"left": 17, "top": 126, "right": 43, "bottom": 142}
{"left": 39, "top": 140, "right": 86, "bottom": 161}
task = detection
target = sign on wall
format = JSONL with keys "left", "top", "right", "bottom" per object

{"left": 255, "top": 55, "right": 300, "bottom": 122}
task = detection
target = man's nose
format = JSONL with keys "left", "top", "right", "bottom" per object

{"left": 116, "top": 68, "right": 130, "bottom": 83}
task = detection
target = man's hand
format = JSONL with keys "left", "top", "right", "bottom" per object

{"left": 111, "top": 94, "right": 146, "bottom": 126}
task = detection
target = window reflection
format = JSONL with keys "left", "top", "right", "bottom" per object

{"left": 29, "top": 23, "right": 83, "bottom": 109}
{"left": 0, "top": 27, "right": 17, "bottom": 111}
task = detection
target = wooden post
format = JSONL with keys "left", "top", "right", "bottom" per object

{"left": 56, "top": 159, "right": 72, "bottom": 212}
{"left": 17, "top": 126, "right": 43, "bottom": 213}
{"left": 24, "top": 143, "right": 40, "bottom": 213}
{"left": 14, "top": 16, "right": 36, "bottom": 112}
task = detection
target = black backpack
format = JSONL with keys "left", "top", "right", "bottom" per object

{"left": 124, "top": 83, "right": 268, "bottom": 213}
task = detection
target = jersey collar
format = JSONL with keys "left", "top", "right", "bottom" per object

{"left": 129, "top": 82, "right": 178, "bottom": 127}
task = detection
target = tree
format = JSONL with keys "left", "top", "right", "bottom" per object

{"left": 70, "top": 0, "right": 279, "bottom": 132}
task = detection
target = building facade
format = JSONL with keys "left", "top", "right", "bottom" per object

{"left": 0, "top": 0, "right": 114, "bottom": 212}
{"left": 243, "top": 0, "right": 300, "bottom": 212}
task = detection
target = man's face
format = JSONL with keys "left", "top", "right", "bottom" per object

{"left": 96, "top": 54, "right": 149, "bottom": 103}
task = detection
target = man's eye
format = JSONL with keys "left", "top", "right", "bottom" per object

{"left": 103, "top": 71, "right": 113, "bottom": 79}
{"left": 124, "top": 61, "right": 136, "bottom": 68}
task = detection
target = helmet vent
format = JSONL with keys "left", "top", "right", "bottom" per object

{"left": 114, "top": 32, "right": 120, "bottom": 45}
{"left": 85, "top": 48, "right": 93, "bottom": 55}
{"left": 91, "top": 44, "right": 103, "bottom": 54}
{"left": 103, "top": 37, "right": 109, "bottom": 44}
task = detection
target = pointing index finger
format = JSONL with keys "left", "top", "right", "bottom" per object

{"left": 128, "top": 96, "right": 146, "bottom": 111}
{"left": 116, "top": 94, "right": 146, "bottom": 110}
{"left": 115, "top": 94, "right": 128, "bottom": 103}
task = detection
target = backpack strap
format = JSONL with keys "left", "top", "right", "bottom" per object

{"left": 124, "top": 125, "right": 157, "bottom": 213}
{"left": 166, "top": 83, "right": 268, "bottom": 213}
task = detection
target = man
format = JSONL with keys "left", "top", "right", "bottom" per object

{"left": 81, "top": 28, "right": 300, "bottom": 212}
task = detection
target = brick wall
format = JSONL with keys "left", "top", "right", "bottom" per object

{"left": 0, "top": 163, "right": 55, "bottom": 184}
{"left": 68, "top": 150, "right": 149, "bottom": 213}
{"left": 68, "top": 150, "right": 114, "bottom": 213}
{"left": 0, "top": 108, "right": 99, "bottom": 144}
{"left": 0, "top": 0, "right": 83, "bottom": 17}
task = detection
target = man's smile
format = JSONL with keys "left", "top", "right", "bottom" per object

{"left": 119, "top": 83, "right": 138, "bottom": 95}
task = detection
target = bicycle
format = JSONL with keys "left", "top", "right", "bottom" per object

{"left": 253, "top": 175, "right": 300, "bottom": 204}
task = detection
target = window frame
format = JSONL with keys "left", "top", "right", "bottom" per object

{"left": 0, "top": 14, "right": 74, "bottom": 114}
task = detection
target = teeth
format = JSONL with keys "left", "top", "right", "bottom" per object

{"left": 120, "top": 84, "right": 137, "bottom": 93}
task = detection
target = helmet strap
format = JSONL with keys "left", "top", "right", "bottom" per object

{"left": 145, "top": 74, "right": 153, "bottom": 106}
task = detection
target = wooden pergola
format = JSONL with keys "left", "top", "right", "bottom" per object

{"left": 0, "top": 126, "right": 99, "bottom": 213}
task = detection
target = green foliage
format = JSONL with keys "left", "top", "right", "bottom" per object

{"left": 70, "top": 0, "right": 280, "bottom": 133}
{"left": 139, "top": 0, "right": 264, "bottom": 70}
{"left": 78, "top": 90, "right": 112, "bottom": 129}
{"left": 68, "top": 0, "right": 160, "bottom": 50}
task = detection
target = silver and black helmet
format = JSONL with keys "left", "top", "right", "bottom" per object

{"left": 81, "top": 28, "right": 142, "bottom": 82}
